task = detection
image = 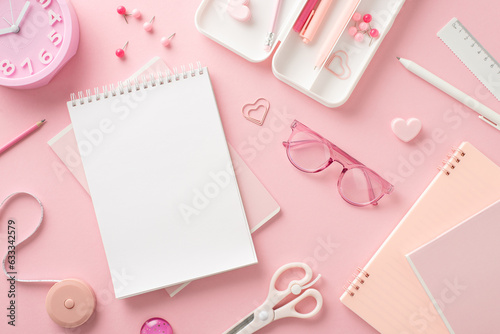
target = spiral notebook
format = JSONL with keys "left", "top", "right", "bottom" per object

{"left": 51, "top": 58, "right": 279, "bottom": 297}
{"left": 340, "top": 142, "right": 500, "bottom": 333}
{"left": 67, "top": 64, "right": 257, "bottom": 299}
{"left": 407, "top": 199, "right": 500, "bottom": 334}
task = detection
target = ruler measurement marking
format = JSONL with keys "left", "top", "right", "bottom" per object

{"left": 439, "top": 18, "right": 500, "bottom": 101}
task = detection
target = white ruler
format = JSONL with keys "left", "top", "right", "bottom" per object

{"left": 438, "top": 18, "right": 500, "bottom": 101}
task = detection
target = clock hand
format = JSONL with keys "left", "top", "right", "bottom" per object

{"left": 9, "top": 0, "right": 15, "bottom": 26}
{"left": 0, "top": 26, "right": 16, "bottom": 36}
{"left": 14, "top": 1, "right": 31, "bottom": 27}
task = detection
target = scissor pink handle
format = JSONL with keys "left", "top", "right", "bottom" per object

{"left": 274, "top": 289, "right": 323, "bottom": 320}
{"left": 266, "top": 262, "right": 313, "bottom": 303}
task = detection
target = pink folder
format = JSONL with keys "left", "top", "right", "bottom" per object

{"left": 340, "top": 142, "right": 500, "bottom": 334}
{"left": 407, "top": 199, "right": 500, "bottom": 334}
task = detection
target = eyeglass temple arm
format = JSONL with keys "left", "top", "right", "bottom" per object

{"left": 361, "top": 169, "right": 378, "bottom": 205}
{"left": 283, "top": 139, "right": 321, "bottom": 147}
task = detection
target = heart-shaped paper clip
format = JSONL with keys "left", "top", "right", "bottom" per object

{"left": 242, "top": 98, "right": 270, "bottom": 126}
{"left": 227, "top": 0, "right": 251, "bottom": 22}
{"left": 326, "top": 51, "right": 351, "bottom": 80}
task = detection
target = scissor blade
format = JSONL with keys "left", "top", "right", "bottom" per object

{"left": 225, "top": 313, "right": 254, "bottom": 334}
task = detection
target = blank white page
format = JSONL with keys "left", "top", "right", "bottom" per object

{"left": 68, "top": 67, "right": 257, "bottom": 298}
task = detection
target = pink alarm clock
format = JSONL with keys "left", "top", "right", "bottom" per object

{"left": 0, "top": 0, "right": 80, "bottom": 89}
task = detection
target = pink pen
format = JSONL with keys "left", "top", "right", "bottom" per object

{"left": 293, "top": 0, "right": 321, "bottom": 33}
{"left": 300, "top": 0, "right": 335, "bottom": 44}
{"left": 264, "top": 0, "right": 283, "bottom": 52}
{"left": 314, "top": 0, "right": 361, "bottom": 68}
{"left": 0, "top": 119, "right": 46, "bottom": 156}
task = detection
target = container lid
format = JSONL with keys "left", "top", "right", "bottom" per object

{"left": 195, "top": 0, "right": 306, "bottom": 63}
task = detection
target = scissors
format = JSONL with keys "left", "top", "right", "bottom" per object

{"left": 223, "top": 262, "right": 323, "bottom": 334}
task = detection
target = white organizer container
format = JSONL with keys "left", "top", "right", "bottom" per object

{"left": 195, "top": 0, "right": 406, "bottom": 107}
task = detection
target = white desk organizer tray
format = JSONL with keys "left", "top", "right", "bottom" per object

{"left": 196, "top": 0, "right": 406, "bottom": 107}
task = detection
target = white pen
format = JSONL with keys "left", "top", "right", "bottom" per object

{"left": 397, "top": 57, "right": 500, "bottom": 131}
{"left": 264, "top": 0, "right": 282, "bottom": 52}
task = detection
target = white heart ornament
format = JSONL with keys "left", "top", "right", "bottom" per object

{"left": 391, "top": 118, "right": 422, "bottom": 142}
{"left": 227, "top": 0, "right": 251, "bottom": 22}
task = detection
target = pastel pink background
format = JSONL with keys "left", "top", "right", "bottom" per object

{"left": 1, "top": 0, "right": 499, "bottom": 333}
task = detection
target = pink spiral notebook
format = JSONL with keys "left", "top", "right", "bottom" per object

{"left": 407, "top": 200, "right": 500, "bottom": 334}
{"left": 340, "top": 142, "right": 500, "bottom": 334}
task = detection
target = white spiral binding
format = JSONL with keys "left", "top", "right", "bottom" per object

{"left": 70, "top": 62, "right": 204, "bottom": 107}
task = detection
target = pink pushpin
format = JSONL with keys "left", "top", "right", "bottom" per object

{"left": 117, "top": 6, "right": 131, "bottom": 23}
{"left": 161, "top": 33, "right": 176, "bottom": 47}
{"left": 143, "top": 16, "right": 155, "bottom": 32}
{"left": 131, "top": 9, "right": 142, "bottom": 19}
{"left": 115, "top": 41, "right": 128, "bottom": 58}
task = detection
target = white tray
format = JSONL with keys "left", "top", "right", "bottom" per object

{"left": 196, "top": 0, "right": 406, "bottom": 107}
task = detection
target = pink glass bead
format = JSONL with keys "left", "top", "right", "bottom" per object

{"left": 363, "top": 14, "right": 372, "bottom": 23}
{"left": 117, "top": 6, "right": 126, "bottom": 15}
{"left": 132, "top": 9, "right": 141, "bottom": 19}
{"left": 141, "top": 318, "right": 173, "bottom": 334}
{"left": 115, "top": 48, "right": 125, "bottom": 58}
{"left": 143, "top": 22, "right": 153, "bottom": 32}
{"left": 348, "top": 26, "right": 358, "bottom": 36}
{"left": 359, "top": 22, "right": 369, "bottom": 31}
{"left": 352, "top": 12, "right": 362, "bottom": 22}
{"left": 355, "top": 32, "right": 364, "bottom": 42}
{"left": 370, "top": 28, "right": 380, "bottom": 38}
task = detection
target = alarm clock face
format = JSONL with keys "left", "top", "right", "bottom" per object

{"left": 0, "top": 0, "right": 79, "bottom": 89}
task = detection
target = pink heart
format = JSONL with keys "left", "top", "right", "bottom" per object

{"left": 227, "top": 0, "right": 251, "bottom": 22}
{"left": 242, "top": 98, "right": 270, "bottom": 126}
{"left": 391, "top": 118, "right": 422, "bottom": 142}
{"left": 325, "top": 51, "right": 351, "bottom": 80}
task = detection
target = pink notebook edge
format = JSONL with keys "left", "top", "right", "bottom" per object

{"left": 405, "top": 198, "right": 500, "bottom": 334}
{"left": 406, "top": 254, "right": 454, "bottom": 333}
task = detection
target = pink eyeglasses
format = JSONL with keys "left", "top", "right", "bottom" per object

{"left": 283, "top": 120, "right": 393, "bottom": 206}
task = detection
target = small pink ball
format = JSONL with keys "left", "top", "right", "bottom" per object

{"left": 363, "top": 14, "right": 372, "bottom": 23}
{"left": 370, "top": 29, "right": 380, "bottom": 38}
{"left": 132, "top": 9, "right": 141, "bottom": 19}
{"left": 115, "top": 48, "right": 125, "bottom": 58}
{"left": 359, "top": 22, "right": 369, "bottom": 31}
{"left": 352, "top": 12, "right": 362, "bottom": 22}
{"left": 348, "top": 26, "right": 358, "bottom": 36}
{"left": 117, "top": 6, "right": 126, "bottom": 15}
{"left": 355, "top": 32, "right": 364, "bottom": 42}
{"left": 143, "top": 22, "right": 153, "bottom": 32}
{"left": 161, "top": 37, "right": 171, "bottom": 47}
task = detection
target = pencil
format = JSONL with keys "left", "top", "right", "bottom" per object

{"left": 0, "top": 119, "right": 46, "bottom": 156}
